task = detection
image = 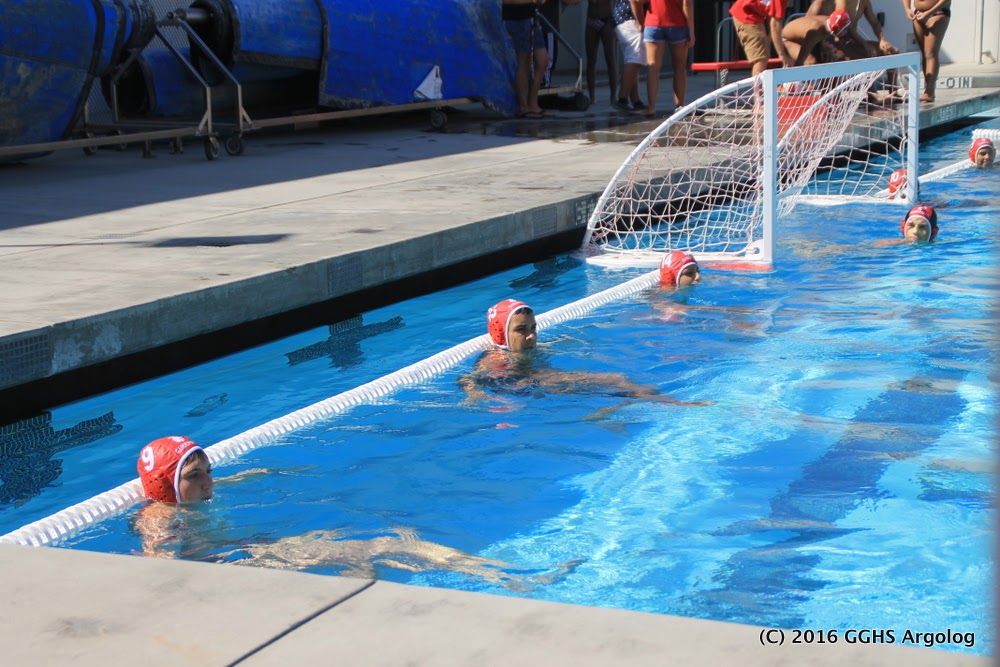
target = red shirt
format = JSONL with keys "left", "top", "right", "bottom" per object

{"left": 729, "top": 0, "right": 787, "bottom": 25}
{"left": 645, "top": 0, "right": 687, "bottom": 28}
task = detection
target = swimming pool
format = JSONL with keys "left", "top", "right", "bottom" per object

{"left": 1, "top": 121, "right": 995, "bottom": 655}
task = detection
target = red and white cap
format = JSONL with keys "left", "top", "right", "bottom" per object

{"left": 487, "top": 299, "right": 530, "bottom": 348}
{"left": 888, "top": 169, "right": 907, "bottom": 195}
{"left": 137, "top": 436, "right": 204, "bottom": 503}
{"left": 826, "top": 9, "right": 851, "bottom": 35}
{"left": 969, "top": 137, "right": 995, "bottom": 163}
{"left": 660, "top": 250, "right": 699, "bottom": 288}
{"left": 900, "top": 204, "right": 938, "bottom": 242}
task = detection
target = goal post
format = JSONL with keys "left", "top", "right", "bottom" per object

{"left": 581, "top": 52, "right": 921, "bottom": 270}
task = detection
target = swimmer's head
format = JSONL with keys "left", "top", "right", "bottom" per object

{"left": 660, "top": 250, "right": 701, "bottom": 289}
{"left": 826, "top": 9, "right": 851, "bottom": 36}
{"left": 487, "top": 299, "right": 536, "bottom": 352}
{"left": 900, "top": 204, "right": 938, "bottom": 243}
{"left": 887, "top": 169, "right": 908, "bottom": 198}
{"left": 969, "top": 138, "right": 995, "bottom": 169}
{"left": 137, "top": 436, "right": 213, "bottom": 503}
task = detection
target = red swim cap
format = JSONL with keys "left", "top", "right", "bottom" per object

{"left": 487, "top": 299, "right": 530, "bottom": 348}
{"left": 888, "top": 168, "right": 907, "bottom": 195}
{"left": 900, "top": 204, "right": 938, "bottom": 242}
{"left": 660, "top": 250, "right": 699, "bottom": 288}
{"left": 826, "top": 9, "right": 851, "bottom": 35}
{"left": 969, "top": 137, "right": 995, "bottom": 163}
{"left": 137, "top": 436, "right": 204, "bottom": 503}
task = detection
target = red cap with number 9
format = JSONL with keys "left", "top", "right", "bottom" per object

{"left": 137, "top": 436, "right": 203, "bottom": 503}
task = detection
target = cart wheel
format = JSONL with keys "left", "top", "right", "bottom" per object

{"left": 204, "top": 136, "right": 220, "bottom": 161}
{"left": 573, "top": 92, "right": 590, "bottom": 111}
{"left": 225, "top": 135, "right": 245, "bottom": 156}
{"left": 429, "top": 109, "right": 448, "bottom": 130}
{"left": 431, "top": 109, "right": 448, "bottom": 130}
{"left": 82, "top": 131, "right": 97, "bottom": 156}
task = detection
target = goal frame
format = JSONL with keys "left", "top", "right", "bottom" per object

{"left": 581, "top": 52, "right": 922, "bottom": 270}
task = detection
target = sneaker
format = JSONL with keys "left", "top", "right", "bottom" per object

{"left": 631, "top": 99, "right": 648, "bottom": 112}
{"left": 614, "top": 98, "right": 633, "bottom": 111}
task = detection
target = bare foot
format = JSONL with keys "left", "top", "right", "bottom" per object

{"left": 920, "top": 92, "right": 934, "bottom": 103}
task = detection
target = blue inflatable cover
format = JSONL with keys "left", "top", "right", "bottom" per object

{"left": 0, "top": 0, "right": 101, "bottom": 146}
{"left": 230, "top": 0, "right": 323, "bottom": 69}
{"left": 0, "top": 0, "right": 137, "bottom": 148}
{"left": 318, "top": 0, "right": 516, "bottom": 114}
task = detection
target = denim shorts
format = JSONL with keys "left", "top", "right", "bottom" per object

{"left": 505, "top": 17, "right": 546, "bottom": 53}
{"left": 643, "top": 25, "right": 689, "bottom": 45}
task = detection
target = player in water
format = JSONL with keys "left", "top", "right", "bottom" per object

{"left": 459, "top": 298, "right": 711, "bottom": 406}
{"left": 132, "top": 436, "right": 572, "bottom": 586}
{"left": 969, "top": 138, "right": 995, "bottom": 169}
{"left": 874, "top": 204, "right": 939, "bottom": 246}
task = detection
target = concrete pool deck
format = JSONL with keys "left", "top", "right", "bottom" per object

{"left": 1, "top": 543, "right": 991, "bottom": 666}
{"left": 1, "top": 64, "right": 998, "bottom": 665}
{"left": 2, "top": 65, "right": 999, "bottom": 412}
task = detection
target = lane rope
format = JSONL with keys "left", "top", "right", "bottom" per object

{"left": 1, "top": 269, "right": 660, "bottom": 547}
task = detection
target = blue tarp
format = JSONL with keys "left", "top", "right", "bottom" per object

{"left": 317, "top": 0, "right": 516, "bottom": 114}
{"left": 0, "top": 0, "right": 142, "bottom": 148}
{"left": 0, "top": 0, "right": 519, "bottom": 150}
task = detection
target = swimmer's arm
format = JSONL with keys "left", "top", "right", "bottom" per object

{"left": 215, "top": 468, "right": 273, "bottom": 485}
{"left": 872, "top": 238, "right": 905, "bottom": 247}
{"left": 645, "top": 394, "right": 713, "bottom": 407}
{"left": 458, "top": 372, "right": 490, "bottom": 404}
{"left": 572, "top": 371, "right": 714, "bottom": 406}
{"left": 674, "top": 303, "right": 757, "bottom": 313}
{"left": 215, "top": 466, "right": 311, "bottom": 485}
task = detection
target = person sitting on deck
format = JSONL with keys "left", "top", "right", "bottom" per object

{"left": 459, "top": 298, "right": 712, "bottom": 407}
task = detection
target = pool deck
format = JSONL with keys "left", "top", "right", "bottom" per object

{"left": 0, "top": 542, "right": 990, "bottom": 666}
{"left": 1, "top": 63, "right": 998, "bottom": 665}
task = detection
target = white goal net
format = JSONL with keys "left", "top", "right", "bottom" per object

{"left": 581, "top": 53, "right": 921, "bottom": 269}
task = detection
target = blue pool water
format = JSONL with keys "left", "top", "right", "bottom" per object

{"left": 2, "top": 122, "right": 996, "bottom": 655}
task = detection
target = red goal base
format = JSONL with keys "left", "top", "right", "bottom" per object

{"left": 692, "top": 57, "right": 783, "bottom": 73}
